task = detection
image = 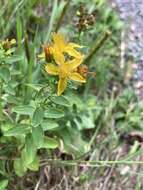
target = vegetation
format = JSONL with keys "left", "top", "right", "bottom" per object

{"left": 0, "top": 0, "right": 142, "bottom": 189}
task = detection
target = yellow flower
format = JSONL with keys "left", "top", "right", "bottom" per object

{"left": 45, "top": 55, "right": 86, "bottom": 96}
{"left": 0, "top": 38, "right": 16, "bottom": 55}
{"left": 49, "top": 33, "right": 83, "bottom": 61}
{"left": 1, "top": 38, "right": 16, "bottom": 50}
{"left": 38, "top": 33, "right": 83, "bottom": 63}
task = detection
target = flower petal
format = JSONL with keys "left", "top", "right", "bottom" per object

{"left": 54, "top": 51, "right": 65, "bottom": 65}
{"left": 67, "top": 55, "right": 84, "bottom": 70}
{"left": 45, "top": 64, "right": 59, "bottom": 75}
{"left": 58, "top": 77, "right": 67, "bottom": 96}
{"left": 68, "top": 42, "right": 83, "bottom": 49}
{"left": 49, "top": 46, "right": 65, "bottom": 65}
{"left": 69, "top": 72, "right": 86, "bottom": 83}
{"left": 52, "top": 33, "right": 66, "bottom": 50}
{"left": 65, "top": 47, "right": 82, "bottom": 58}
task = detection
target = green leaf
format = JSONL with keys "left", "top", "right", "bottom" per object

{"left": 32, "top": 107, "right": 44, "bottom": 126}
{"left": 12, "top": 105, "right": 35, "bottom": 116}
{"left": 25, "top": 83, "right": 44, "bottom": 91}
{"left": 74, "top": 112, "right": 95, "bottom": 130}
{"left": 4, "top": 124, "right": 31, "bottom": 136}
{"left": 65, "top": 93, "right": 84, "bottom": 110}
{"left": 4, "top": 56, "right": 23, "bottom": 64}
{"left": 11, "top": 69, "right": 21, "bottom": 75}
{"left": 22, "top": 134, "right": 37, "bottom": 165}
{"left": 44, "top": 107, "right": 64, "bottom": 118}
{"left": 14, "top": 158, "right": 27, "bottom": 177}
{"left": 42, "top": 137, "right": 59, "bottom": 149}
{"left": 0, "top": 179, "right": 8, "bottom": 190}
{"left": 82, "top": 114, "right": 95, "bottom": 129}
{"left": 3, "top": 94, "right": 20, "bottom": 104}
{"left": 41, "top": 120, "right": 59, "bottom": 131}
{"left": 45, "top": 0, "right": 58, "bottom": 41}
{"left": 0, "top": 66, "right": 10, "bottom": 82}
{"left": 16, "top": 15, "right": 23, "bottom": 47}
{"left": 32, "top": 126, "right": 44, "bottom": 148}
{"left": 4, "top": 83, "right": 15, "bottom": 95}
{"left": 59, "top": 127, "right": 89, "bottom": 156}
{"left": 1, "top": 123, "right": 14, "bottom": 133}
{"left": 0, "top": 161, "right": 6, "bottom": 176}
{"left": 51, "top": 96, "right": 71, "bottom": 107}
{"left": 115, "top": 112, "right": 125, "bottom": 119}
{"left": 27, "top": 156, "right": 39, "bottom": 171}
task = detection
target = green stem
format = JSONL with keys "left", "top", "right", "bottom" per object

{"left": 83, "top": 30, "right": 111, "bottom": 65}
{"left": 24, "top": 33, "right": 30, "bottom": 63}
{"left": 24, "top": 34, "right": 35, "bottom": 102}
{"left": 41, "top": 159, "right": 143, "bottom": 167}
{"left": 45, "top": 0, "right": 58, "bottom": 41}
{"left": 89, "top": 122, "right": 101, "bottom": 148}
{"left": 0, "top": 81, "right": 3, "bottom": 119}
{"left": 55, "top": 0, "right": 70, "bottom": 32}
{"left": 83, "top": 78, "right": 92, "bottom": 98}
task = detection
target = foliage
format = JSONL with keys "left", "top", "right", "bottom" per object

{"left": 0, "top": 0, "right": 142, "bottom": 189}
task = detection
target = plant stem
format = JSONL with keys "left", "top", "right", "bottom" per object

{"left": 83, "top": 30, "right": 111, "bottom": 65}
{"left": 89, "top": 122, "right": 101, "bottom": 148}
{"left": 40, "top": 159, "right": 143, "bottom": 167}
{"left": 55, "top": 0, "right": 70, "bottom": 32}
{"left": 24, "top": 33, "right": 30, "bottom": 63}
{"left": 0, "top": 81, "right": 3, "bottom": 119}
{"left": 24, "top": 34, "right": 35, "bottom": 102}
{"left": 45, "top": 0, "right": 58, "bottom": 41}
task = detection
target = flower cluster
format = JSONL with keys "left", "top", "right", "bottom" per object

{"left": 44, "top": 33, "right": 86, "bottom": 96}
{"left": 0, "top": 39, "right": 16, "bottom": 55}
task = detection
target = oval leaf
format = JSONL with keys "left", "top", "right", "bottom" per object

{"left": 32, "top": 107, "right": 44, "bottom": 126}
{"left": 42, "top": 137, "right": 59, "bottom": 149}
{"left": 5, "top": 56, "right": 23, "bottom": 64}
{"left": 44, "top": 108, "right": 64, "bottom": 118}
{"left": 0, "top": 66, "right": 10, "bottom": 82}
{"left": 12, "top": 105, "right": 35, "bottom": 116}
{"left": 32, "top": 126, "right": 44, "bottom": 148}
{"left": 4, "top": 124, "right": 30, "bottom": 136}
{"left": 41, "top": 120, "right": 59, "bottom": 131}
{"left": 52, "top": 96, "right": 71, "bottom": 107}
{"left": 14, "top": 158, "right": 27, "bottom": 177}
{"left": 22, "top": 134, "right": 37, "bottom": 165}
{"left": 27, "top": 156, "right": 39, "bottom": 171}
